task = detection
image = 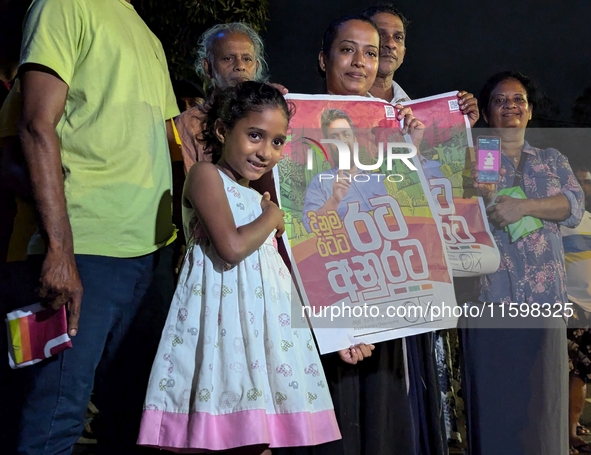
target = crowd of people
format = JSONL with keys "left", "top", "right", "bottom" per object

{"left": 0, "top": 1, "right": 589, "bottom": 455}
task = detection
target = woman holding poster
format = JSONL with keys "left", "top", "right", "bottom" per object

{"left": 463, "top": 71, "right": 584, "bottom": 455}
{"left": 277, "top": 14, "right": 437, "bottom": 455}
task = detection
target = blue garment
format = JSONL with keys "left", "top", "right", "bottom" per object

{"left": 13, "top": 247, "right": 174, "bottom": 455}
{"left": 302, "top": 167, "right": 388, "bottom": 232}
{"left": 460, "top": 315, "right": 568, "bottom": 455}
{"left": 480, "top": 141, "right": 584, "bottom": 304}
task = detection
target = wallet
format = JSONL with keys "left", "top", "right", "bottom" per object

{"left": 6, "top": 303, "right": 72, "bottom": 368}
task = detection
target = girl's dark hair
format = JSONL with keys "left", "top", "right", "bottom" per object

{"left": 479, "top": 71, "right": 538, "bottom": 119}
{"left": 199, "top": 81, "right": 294, "bottom": 163}
{"left": 318, "top": 14, "right": 380, "bottom": 78}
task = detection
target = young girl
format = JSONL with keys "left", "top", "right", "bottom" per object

{"left": 138, "top": 81, "right": 341, "bottom": 453}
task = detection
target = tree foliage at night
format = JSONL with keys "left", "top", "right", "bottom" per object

{"left": 134, "top": 0, "right": 270, "bottom": 83}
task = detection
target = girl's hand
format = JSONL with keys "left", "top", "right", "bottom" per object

{"left": 395, "top": 104, "right": 425, "bottom": 151}
{"left": 338, "top": 343, "right": 375, "bottom": 365}
{"left": 261, "top": 192, "right": 285, "bottom": 237}
{"left": 457, "top": 91, "right": 479, "bottom": 128}
{"left": 486, "top": 195, "right": 526, "bottom": 227}
{"left": 187, "top": 163, "right": 285, "bottom": 264}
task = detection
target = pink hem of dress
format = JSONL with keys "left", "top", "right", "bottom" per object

{"left": 138, "top": 408, "right": 341, "bottom": 451}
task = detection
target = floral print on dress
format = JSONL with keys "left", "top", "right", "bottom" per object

{"left": 139, "top": 170, "right": 340, "bottom": 451}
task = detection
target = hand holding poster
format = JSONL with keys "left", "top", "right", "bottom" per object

{"left": 402, "top": 92, "right": 500, "bottom": 277}
{"left": 275, "top": 94, "right": 458, "bottom": 354}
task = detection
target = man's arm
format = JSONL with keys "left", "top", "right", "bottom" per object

{"left": 19, "top": 68, "right": 82, "bottom": 336}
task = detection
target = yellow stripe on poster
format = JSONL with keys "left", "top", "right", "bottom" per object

{"left": 8, "top": 317, "right": 23, "bottom": 364}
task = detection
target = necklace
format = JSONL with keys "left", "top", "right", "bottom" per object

{"left": 502, "top": 150, "right": 521, "bottom": 164}
{"left": 509, "top": 152, "right": 521, "bottom": 164}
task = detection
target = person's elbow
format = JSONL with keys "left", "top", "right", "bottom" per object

{"left": 18, "top": 115, "right": 55, "bottom": 154}
{"left": 214, "top": 241, "right": 250, "bottom": 265}
{"left": 558, "top": 203, "right": 572, "bottom": 221}
{"left": 215, "top": 246, "right": 242, "bottom": 265}
{"left": 19, "top": 68, "right": 68, "bottom": 146}
{"left": 559, "top": 191, "right": 584, "bottom": 228}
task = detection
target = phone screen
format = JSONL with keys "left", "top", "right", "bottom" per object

{"left": 477, "top": 136, "right": 501, "bottom": 183}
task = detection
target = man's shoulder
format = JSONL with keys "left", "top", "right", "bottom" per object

{"left": 176, "top": 104, "right": 207, "bottom": 123}
{"left": 392, "top": 81, "right": 411, "bottom": 103}
{"left": 34, "top": 0, "right": 95, "bottom": 14}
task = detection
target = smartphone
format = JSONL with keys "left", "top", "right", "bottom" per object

{"left": 476, "top": 136, "right": 501, "bottom": 183}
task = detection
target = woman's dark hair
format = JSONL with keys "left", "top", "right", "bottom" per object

{"left": 318, "top": 14, "right": 380, "bottom": 78}
{"left": 479, "top": 71, "right": 538, "bottom": 119}
{"left": 361, "top": 4, "right": 410, "bottom": 32}
{"left": 320, "top": 109, "right": 356, "bottom": 137}
{"left": 199, "top": 81, "right": 294, "bottom": 163}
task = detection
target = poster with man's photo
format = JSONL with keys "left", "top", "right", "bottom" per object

{"left": 274, "top": 94, "right": 457, "bottom": 354}
{"left": 402, "top": 92, "right": 500, "bottom": 277}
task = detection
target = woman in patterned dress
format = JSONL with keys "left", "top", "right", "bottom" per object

{"left": 462, "top": 71, "right": 584, "bottom": 455}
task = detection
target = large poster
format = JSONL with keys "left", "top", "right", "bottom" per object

{"left": 275, "top": 94, "right": 457, "bottom": 354}
{"left": 403, "top": 92, "right": 500, "bottom": 277}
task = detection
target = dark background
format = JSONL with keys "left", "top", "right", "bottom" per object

{"left": 263, "top": 0, "right": 591, "bottom": 127}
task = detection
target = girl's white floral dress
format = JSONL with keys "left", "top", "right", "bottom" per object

{"left": 138, "top": 170, "right": 341, "bottom": 452}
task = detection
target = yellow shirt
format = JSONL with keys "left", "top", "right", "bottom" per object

{"left": 20, "top": 0, "right": 180, "bottom": 257}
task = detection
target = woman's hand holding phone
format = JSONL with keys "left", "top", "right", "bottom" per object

{"left": 472, "top": 161, "right": 507, "bottom": 207}
{"left": 474, "top": 136, "right": 503, "bottom": 206}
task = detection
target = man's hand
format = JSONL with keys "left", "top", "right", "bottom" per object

{"left": 40, "top": 248, "right": 83, "bottom": 336}
{"left": 19, "top": 68, "right": 81, "bottom": 335}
